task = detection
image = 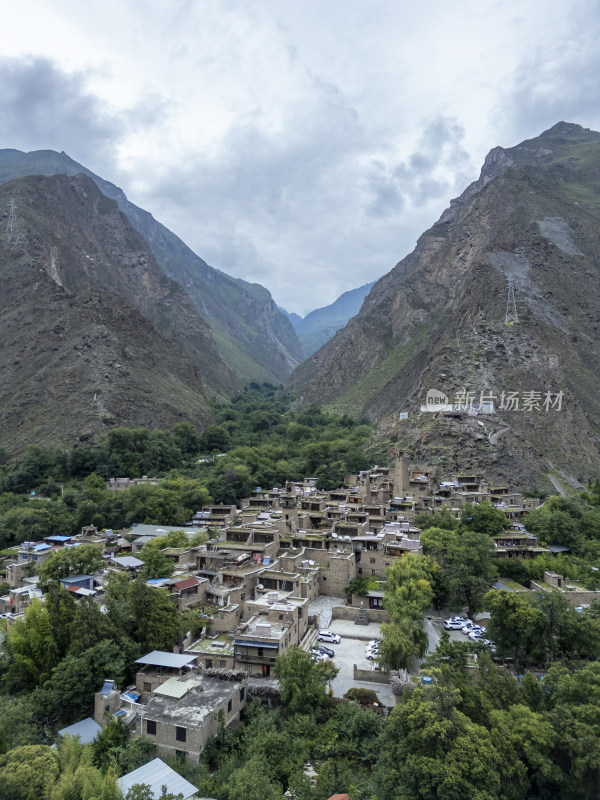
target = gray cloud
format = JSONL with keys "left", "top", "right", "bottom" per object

{"left": 0, "top": 57, "right": 125, "bottom": 164}
{"left": 498, "top": 0, "right": 600, "bottom": 141}
{"left": 366, "top": 117, "right": 471, "bottom": 218}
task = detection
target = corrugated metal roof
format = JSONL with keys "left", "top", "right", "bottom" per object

{"left": 112, "top": 555, "right": 145, "bottom": 568}
{"left": 135, "top": 651, "right": 197, "bottom": 669}
{"left": 117, "top": 758, "right": 198, "bottom": 799}
{"left": 58, "top": 717, "right": 102, "bottom": 745}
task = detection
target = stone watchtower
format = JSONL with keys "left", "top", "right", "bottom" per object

{"left": 392, "top": 451, "right": 410, "bottom": 496}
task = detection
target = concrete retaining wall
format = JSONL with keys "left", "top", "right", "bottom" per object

{"left": 353, "top": 665, "right": 390, "bottom": 683}
{"left": 331, "top": 605, "right": 390, "bottom": 623}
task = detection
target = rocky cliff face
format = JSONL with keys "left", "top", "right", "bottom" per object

{"left": 0, "top": 149, "right": 305, "bottom": 385}
{"left": 290, "top": 123, "right": 600, "bottom": 487}
{"left": 0, "top": 175, "right": 215, "bottom": 453}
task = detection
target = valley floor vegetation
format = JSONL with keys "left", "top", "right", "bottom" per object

{"left": 2, "top": 385, "right": 600, "bottom": 797}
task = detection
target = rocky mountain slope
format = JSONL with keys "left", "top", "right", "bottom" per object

{"left": 281, "top": 281, "right": 375, "bottom": 355}
{"left": 0, "top": 174, "right": 216, "bottom": 453}
{"left": 0, "top": 149, "right": 304, "bottom": 385}
{"left": 290, "top": 123, "right": 600, "bottom": 486}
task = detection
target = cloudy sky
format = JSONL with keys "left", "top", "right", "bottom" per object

{"left": 3, "top": 1, "right": 600, "bottom": 314}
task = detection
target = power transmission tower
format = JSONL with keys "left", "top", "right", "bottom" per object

{"left": 505, "top": 276, "right": 518, "bottom": 325}
{"left": 6, "top": 198, "right": 17, "bottom": 232}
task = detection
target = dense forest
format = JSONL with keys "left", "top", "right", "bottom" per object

{"left": 0, "top": 384, "right": 373, "bottom": 551}
{"left": 2, "top": 385, "right": 600, "bottom": 798}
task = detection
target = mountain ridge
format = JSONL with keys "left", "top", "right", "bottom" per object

{"left": 0, "top": 174, "right": 214, "bottom": 453}
{"left": 290, "top": 122, "right": 600, "bottom": 486}
{"left": 0, "top": 148, "right": 304, "bottom": 385}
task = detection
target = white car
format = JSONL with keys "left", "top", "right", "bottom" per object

{"left": 468, "top": 628, "right": 485, "bottom": 641}
{"left": 444, "top": 619, "right": 467, "bottom": 630}
{"left": 318, "top": 630, "right": 341, "bottom": 644}
{"left": 461, "top": 622, "right": 480, "bottom": 635}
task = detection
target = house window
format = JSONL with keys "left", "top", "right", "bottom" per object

{"left": 258, "top": 648, "right": 263, "bottom": 658}
{"left": 146, "top": 720, "right": 156, "bottom": 735}
{"left": 176, "top": 726, "right": 186, "bottom": 742}
{"left": 206, "top": 659, "right": 212, "bottom": 668}
{"left": 175, "top": 750, "right": 186, "bottom": 763}
{"left": 370, "top": 557, "right": 376, "bottom": 564}
{"left": 240, "top": 687, "right": 245, "bottom": 702}
{"left": 143, "top": 682, "right": 151, "bottom": 693}
{"left": 371, "top": 570, "right": 376, "bottom": 576}
{"left": 358, "top": 568, "right": 363, "bottom": 575}
{"left": 228, "top": 699, "right": 232, "bottom": 713}
{"left": 220, "top": 660, "right": 226, "bottom": 668}
{"left": 279, "top": 614, "right": 283, "bottom": 620}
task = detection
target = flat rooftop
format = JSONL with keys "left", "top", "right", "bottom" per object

{"left": 186, "top": 633, "right": 235, "bottom": 656}
{"left": 144, "top": 673, "right": 244, "bottom": 728}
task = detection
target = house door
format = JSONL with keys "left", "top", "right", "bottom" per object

{"left": 262, "top": 664, "right": 270, "bottom": 677}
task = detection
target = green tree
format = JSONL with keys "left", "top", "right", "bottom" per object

{"left": 226, "top": 755, "right": 282, "bottom": 800}
{"left": 38, "top": 544, "right": 104, "bottom": 585}
{"left": 274, "top": 646, "right": 335, "bottom": 713}
{"left": 0, "top": 745, "right": 61, "bottom": 800}
{"left": 40, "top": 640, "right": 127, "bottom": 725}
{"left": 446, "top": 531, "right": 497, "bottom": 617}
{"left": 139, "top": 541, "right": 174, "bottom": 579}
{"left": 461, "top": 502, "right": 506, "bottom": 535}
{"left": 490, "top": 704, "right": 560, "bottom": 798}
{"left": 130, "top": 577, "right": 181, "bottom": 652}
{"left": 380, "top": 555, "right": 433, "bottom": 669}
{"left": 485, "top": 590, "right": 545, "bottom": 668}
{"left": 376, "top": 686, "right": 502, "bottom": 800}
{"left": 5, "top": 598, "right": 59, "bottom": 689}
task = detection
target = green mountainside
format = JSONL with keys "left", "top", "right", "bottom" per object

{"left": 0, "top": 149, "right": 305, "bottom": 385}
{"left": 280, "top": 280, "right": 375, "bottom": 355}
{"left": 290, "top": 122, "right": 600, "bottom": 486}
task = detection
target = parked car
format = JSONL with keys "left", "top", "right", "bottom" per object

{"left": 311, "top": 649, "right": 328, "bottom": 662}
{"left": 317, "top": 645, "right": 335, "bottom": 658}
{"left": 468, "top": 628, "right": 485, "bottom": 640}
{"left": 367, "top": 639, "right": 380, "bottom": 647}
{"left": 444, "top": 619, "right": 468, "bottom": 630}
{"left": 366, "top": 651, "right": 379, "bottom": 661}
{"left": 461, "top": 621, "right": 480, "bottom": 634}
{"left": 318, "top": 630, "right": 341, "bottom": 644}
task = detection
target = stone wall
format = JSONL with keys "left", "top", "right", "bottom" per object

{"left": 530, "top": 582, "right": 600, "bottom": 606}
{"left": 353, "top": 665, "right": 390, "bottom": 684}
{"left": 331, "top": 605, "right": 390, "bottom": 623}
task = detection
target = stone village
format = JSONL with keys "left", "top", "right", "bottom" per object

{"left": 1, "top": 453, "right": 595, "bottom": 772}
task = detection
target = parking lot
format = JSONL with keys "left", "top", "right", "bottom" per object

{"left": 321, "top": 621, "right": 394, "bottom": 706}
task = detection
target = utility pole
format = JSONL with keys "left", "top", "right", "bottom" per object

{"left": 505, "top": 276, "right": 518, "bottom": 325}
{"left": 6, "top": 198, "right": 17, "bottom": 232}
